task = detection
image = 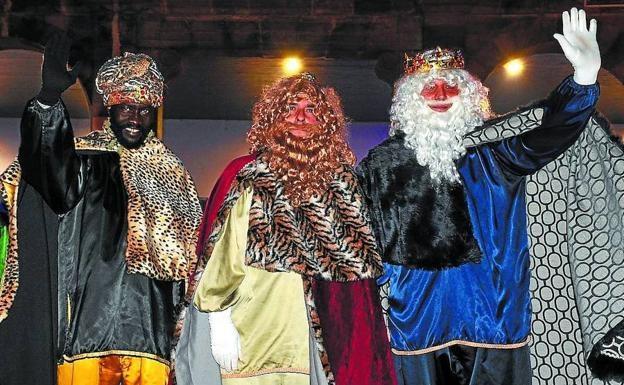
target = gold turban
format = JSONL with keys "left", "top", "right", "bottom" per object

{"left": 95, "top": 52, "right": 164, "bottom": 108}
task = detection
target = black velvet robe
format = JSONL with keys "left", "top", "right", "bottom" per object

{"left": 0, "top": 100, "right": 182, "bottom": 385}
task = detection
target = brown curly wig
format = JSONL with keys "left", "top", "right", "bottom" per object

{"left": 247, "top": 74, "right": 356, "bottom": 207}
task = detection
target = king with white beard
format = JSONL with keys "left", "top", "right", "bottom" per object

{"left": 357, "top": 7, "right": 601, "bottom": 385}
{"left": 389, "top": 65, "right": 492, "bottom": 185}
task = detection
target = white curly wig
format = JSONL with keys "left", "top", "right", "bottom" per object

{"left": 389, "top": 68, "right": 492, "bottom": 185}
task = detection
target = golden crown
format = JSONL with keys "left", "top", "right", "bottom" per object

{"left": 300, "top": 72, "right": 317, "bottom": 82}
{"left": 404, "top": 47, "right": 465, "bottom": 75}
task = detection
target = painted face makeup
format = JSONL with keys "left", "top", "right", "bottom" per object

{"left": 109, "top": 103, "right": 156, "bottom": 149}
{"left": 283, "top": 94, "right": 319, "bottom": 138}
{"left": 420, "top": 78, "right": 461, "bottom": 113}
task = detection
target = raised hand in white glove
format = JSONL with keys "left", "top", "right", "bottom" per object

{"left": 553, "top": 7, "right": 601, "bottom": 85}
{"left": 208, "top": 308, "right": 241, "bottom": 372}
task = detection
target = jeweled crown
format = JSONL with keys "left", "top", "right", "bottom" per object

{"left": 404, "top": 47, "right": 465, "bottom": 75}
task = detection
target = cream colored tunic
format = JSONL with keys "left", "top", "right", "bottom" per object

{"left": 194, "top": 186, "right": 310, "bottom": 385}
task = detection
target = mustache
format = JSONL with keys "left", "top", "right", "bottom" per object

{"left": 276, "top": 122, "right": 321, "bottom": 136}
{"left": 281, "top": 122, "right": 319, "bottom": 130}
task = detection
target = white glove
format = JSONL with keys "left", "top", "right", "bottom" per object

{"left": 553, "top": 7, "right": 601, "bottom": 85}
{"left": 208, "top": 308, "right": 241, "bottom": 372}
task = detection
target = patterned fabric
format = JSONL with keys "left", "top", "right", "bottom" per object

{"left": 0, "top": 161, "right": 19, "bottom": 323}
{"left": 594, "top": 335, "right": 624, "bottom": 363}
{"left": 464, "top": 109, "right": 624, "bottom": 385}
{"left": 196, "top": 158, "right": 383, "bottom": 282}
{"left": 75, "top": 121, "right": 202, "bottom": 281}
{"left": 95, "top": 52, "right": 164, "bottom": 108}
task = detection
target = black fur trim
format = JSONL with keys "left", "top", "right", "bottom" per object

{"left": 357, "top": 133, "right": 482, "bottom": 269}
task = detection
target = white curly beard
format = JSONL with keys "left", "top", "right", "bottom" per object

{"left": 389, "top": 69, "right": 491, "bottom": 185}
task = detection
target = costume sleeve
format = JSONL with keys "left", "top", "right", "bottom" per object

{"left": 376, "top": 262, "right": 396, "bottom": 286}
{"left": 489, "top": 76, "right": 599, "bottom": 176}
{"left": 193, "top": 185, "right": 253, "bottom": 312}
{"left": 355, "top": 158, "right": 387, "bottom": 266}
{"left": 18, "top": 98, "right": 83, "bottom": 214}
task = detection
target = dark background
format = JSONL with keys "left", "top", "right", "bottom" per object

{"left": 0, "top": 0, "right": 621, "bottom": 195}
{"left": 0, "top": 0, "right": 622, "bottom": 120}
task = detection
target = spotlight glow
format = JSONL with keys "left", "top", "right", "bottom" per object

{"left": 504, "top": 58, "right": 524, "bottom": 77}
{"left": 282, "top": 57, "right": 303, "bottom": 76}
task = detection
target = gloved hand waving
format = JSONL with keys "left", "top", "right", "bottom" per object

{"left": 37, "top": 33, "right": 82, "bottom": 105}
{"left": 554, "top": 7, "right": 601, "bottom": 85}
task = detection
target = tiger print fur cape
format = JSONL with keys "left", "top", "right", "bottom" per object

{"left": 196, "top": 157, "right": 384, "bottom": 282}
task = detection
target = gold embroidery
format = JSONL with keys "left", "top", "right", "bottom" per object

{"left": 392, "top": 337, "right": 531, "bottom": 355}
{"left": 221, "top": 367, "right": 309, "bottom": 379}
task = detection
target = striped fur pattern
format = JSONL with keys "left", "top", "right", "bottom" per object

{"left": 198, "top": 158, "right": 383, "bottom": 282}
{"left": 246, "top": 159, "right": 382, "bottom": 280}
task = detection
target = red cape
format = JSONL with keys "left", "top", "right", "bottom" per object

{"left": 196, "top": 155, "right": 396, "bottom": 385}
{"left": 195, "top": 154, "right": 256, "bottom": 257}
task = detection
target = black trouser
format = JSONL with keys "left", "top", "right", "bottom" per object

{"left": 392, "top": 345, "right": 531, "bottom": 385}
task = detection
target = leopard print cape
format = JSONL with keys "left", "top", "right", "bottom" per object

{"left": 76, "top": 122, "right": 202, "bottom": 281}
{"left": 0, "top": 161, "right": 20, "bottom": 323}
{"left": 0, "top": 124, "right": 202, "bottom": 322}
{"left": 195, "top": 158, "right": 383, "bottom": 283}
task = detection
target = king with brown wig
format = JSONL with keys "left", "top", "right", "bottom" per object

{"left": 247, "top": 72, "right": 356, "bottom": 207}
{"left": 176, "top": 73, "right": 396, "bottom": 385}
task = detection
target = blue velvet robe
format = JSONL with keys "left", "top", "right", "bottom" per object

{"left": 361, "top": 77, "right": 599, "bottom": 353}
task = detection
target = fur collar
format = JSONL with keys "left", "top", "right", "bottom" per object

{"left": 357, "top": 133, "right": 482, "bottom": 269}
{"left": 199, "top": 158, "right": 384, "bottom": 281}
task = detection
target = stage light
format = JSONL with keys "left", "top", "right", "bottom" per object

{"left": 504, "top": 58, "right": 524, "bottom": 77}
{"left": 282, "top": 57, "right": 303, "bottom": 76}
